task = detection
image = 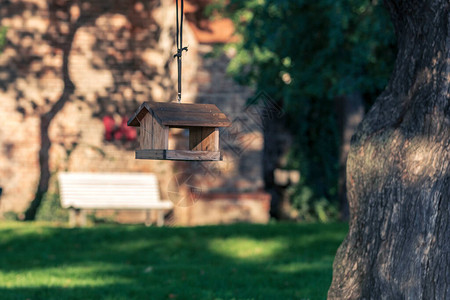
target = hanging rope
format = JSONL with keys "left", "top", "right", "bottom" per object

{"left": 174, "top": 0, "right": 188, "bottom": 103}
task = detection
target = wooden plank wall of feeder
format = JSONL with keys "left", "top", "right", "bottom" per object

{"left": 189, "top": 127, "right": 219, "bottom": 151}
{"left": 139, "top": 113, "right": 168, "bottom": 150}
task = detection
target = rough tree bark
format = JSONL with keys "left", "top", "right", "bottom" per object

{"left": 337, "top": 93, "right": 365, "bottom": 220}
{"left": 328, "top": 1, "right": 449, "bottom": 299}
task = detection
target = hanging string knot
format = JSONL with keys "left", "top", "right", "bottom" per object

{"left": 173, "top": 46, "right": 188, "bottom": 58}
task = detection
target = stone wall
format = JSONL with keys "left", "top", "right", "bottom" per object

{"left": 0, "top": 0, "right": 267, "bottom": 225}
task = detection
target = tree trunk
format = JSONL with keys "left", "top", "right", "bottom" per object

{"left": 337, "top": 93, "right": 365, "bottom": 220}
{"left": 24, "top": 22, "right": 77, "bottom": 220}
{"left": 328, "top": 1, "right": 449, "bottom": 299}
{"left": 263, "top": 113, "right": 290, "bottom": 219}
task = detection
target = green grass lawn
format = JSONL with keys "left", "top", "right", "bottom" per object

{"left": 0, "top": 221, "right": 347, "bottom": 300}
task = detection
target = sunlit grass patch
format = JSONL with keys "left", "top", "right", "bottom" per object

{"left": 0, "top": 221, "right": 347, "bottom": 300}
{"left": 1, "top": 263, "right": 131, "bottom": 288}
{"left": 208, "top": 237, "right": 286, "bottom": 261}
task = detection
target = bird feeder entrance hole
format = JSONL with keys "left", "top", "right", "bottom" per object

{"left": 127, "top": 102, "right": 231, "bottom": 161}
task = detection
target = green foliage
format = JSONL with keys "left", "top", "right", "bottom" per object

{"left": 0, "top": 222, "right": 348, "bottom": 299}
{"left": 217, "top": 0, "right": 396, "bottom": 220}
{"left": 2, "top": 211, "right": 19, "bottom": 221}
{"left": 0, "top": 27, "right": 7, "bottom": 53}
{"left": 35, "top": 193, "right": 69, "bottom": 223}
{"left": 289, "top": 186, "right": 339, "bottom": 222}
{"left": 88, "top": 211, "right": 118, "bottom": 225}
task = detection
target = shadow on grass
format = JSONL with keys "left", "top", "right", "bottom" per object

{"left": 0, "top": 222, "right": 348, "bottom": 300}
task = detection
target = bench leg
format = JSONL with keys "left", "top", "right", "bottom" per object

{"left": 69, "top": 208, "right": 77, "bottom": 227}
{"left": 145, "top": 210, "right": 151, "bottom": 227}
{"left": 69, "top": 208, "right": 87, "bottom": 227}
{"left": 79, "top": 210, "right": 87, "bottom": 227}
{"left": 157, "top": 211, "right": 164, "bottom": 227}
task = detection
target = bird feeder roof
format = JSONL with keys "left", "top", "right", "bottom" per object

{"left": 127, "top": 101, "right": 231, "bottom": 128}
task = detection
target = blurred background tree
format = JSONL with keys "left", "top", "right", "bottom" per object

{"left": 209, "top": 0, "right": 397, "bottom": 221}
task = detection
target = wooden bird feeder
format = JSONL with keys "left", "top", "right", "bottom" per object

{"left": 127, "top": 101, "right": 231, "bottom": 161}
{"left": 127, "top": 0, "right": 231, "bottom": 162}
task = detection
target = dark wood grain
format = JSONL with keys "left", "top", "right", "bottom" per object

{"left": 165, "top": 150, "right": 221, "bottom": 161}
{"left": 128, "top": 102, "right": 231, "bottom": 128}
{"left": 189, "top": 127, "right": 203, "bottom": 151}
{"left": 136, "top": 149, "right": 166, "bottom": 160}
{"left": 136, "top": 149, "right": 221, "bottom": 161}
{"left": 158, "top": 111, "right": 230, "bottom": 127}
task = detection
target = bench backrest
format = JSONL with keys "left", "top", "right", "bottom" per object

{"left": 58, "top": 172, "right": 173, "bottom": 210}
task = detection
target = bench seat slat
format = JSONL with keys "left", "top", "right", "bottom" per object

{"left": 59, "top": 190, "right": 162, "bottom": 194}
{"left": 61, "top": 202, "right": 174, "bottom": 209}
{"left": 58, "top": 172, "right": 174, "bottom": 210}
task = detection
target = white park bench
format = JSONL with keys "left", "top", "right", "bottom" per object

{"left": 58, "top": 172, "right": 174, "bottom": 227}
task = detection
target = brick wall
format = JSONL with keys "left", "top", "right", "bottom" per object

{"left": 0, "top": 0, "right": 267, "bottom": 225}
